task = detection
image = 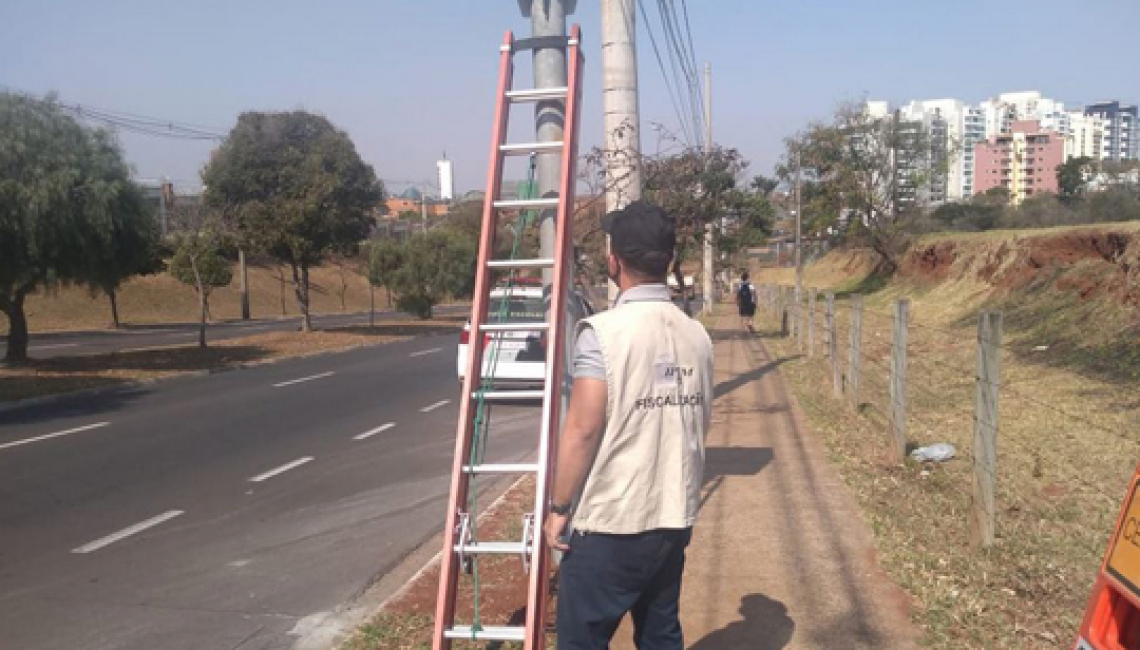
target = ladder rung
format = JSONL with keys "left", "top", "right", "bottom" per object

{"left": 506, "top": 87, "right": 568, "bottom": 103}
{"left": 445, "top": 625, "right": 526, "bottom": 642}
{"left": 487, "top": 258, "right": 555, "bottom": 269}
{"left": 500, "top": 141, "right": 564, "bottom": 156}
{"left": 456, "top": 541, "right": 528, "bottom": 555}
{"left": 464, "top": 463, "right": 540, "bottom": 474}
{"left": 480, "top": 322, "right": 548, "bottom": 333}
{"left": 475, "top": 390, "right": 545, "bottom": 401}
{"left": 493, "top": 198, "right": 560, "bottom": 210}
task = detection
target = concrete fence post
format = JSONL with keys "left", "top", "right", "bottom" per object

{"left": 848, "top": 295, "right": 863, "bottom": 408}
{"left": 795, "top": 291, "right": 805, "bottom": 351}
{"left": 824, "top": 293, "right": 833, "bottom": 360}
{"left": 889, "top": 299, "right": 910, "bottom": 463}
{"left": 826, "top": 293, "right": 840, "bottom": 397}
{"left": 789, "top": 288, "right": 798, "bottom": 340}
{"left": 972, "top": 310, "right": 1002, "bottom": 548}
{"left": 807, "top": 290, "right": 816, "bottom": 359}
{"left": 780, "top": 287, "right": 790, "bottom": 337}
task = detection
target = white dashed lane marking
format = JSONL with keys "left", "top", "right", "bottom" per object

{"left": 420, "top": 400, "right": 451, "bottom": 413}
{"left": 272, "top": 372, "right": 335, "bottom": 388}
{"left": 249, "top": 457, "right": 314, "bottom": 482}
{"left": 72, "top": 510, "right": 184, "bottom": 554}
{"left": 354, "top": 423, "right": 396, "bottom": 441}
{"left": 409, "top": 347, "right": 443, "bottom": 358}
{"left": 0, "top": 422, "right": 111, "bottom": 452}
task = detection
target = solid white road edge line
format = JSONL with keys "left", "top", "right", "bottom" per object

{"left": 29, "top": 343, "right": 81, "bottom": 350}
{"left": 409, "top": 347, "right": 443, "bottom": 357}
{"left": 0, "top": 422, "right": 112, "bottom": 452}
{"left": 354, "top": 423, "right": 396, "bottom": 441}
{"left": 72, "top": 510, "right": 184, "bottom": 554}
{"left": 249, "top": 457, "right": 315, "bottom": 482}
{"left": 272, "top": 371, "right": 335, "bottom": 388}
{"left": 420, "top": 400, "right": 451, "bottom": 413}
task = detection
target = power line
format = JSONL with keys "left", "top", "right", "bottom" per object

{"left": 1, "top": 85, "right": 227, "bottom": 141}
{"left": 670, "top": 0, "right": 704, "bottom": 127}
{"left": 62, "top": 106, "right": 224, "bottom": 141}
{"left": 657, "top": 0, "right": 704, "bottom": 146}
{"left": 636, "top": 0, "right": 694, "bottom": 146}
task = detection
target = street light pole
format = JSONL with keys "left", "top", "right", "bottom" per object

{"left": 702, "top": 63, "right": 714, "bottom": 315}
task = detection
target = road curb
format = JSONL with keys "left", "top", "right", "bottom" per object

{"left": 0, "top": 333, "right": 455, "bottom": 415}
{"left": 293, "top": 475, "right": 525, "bottom": 650}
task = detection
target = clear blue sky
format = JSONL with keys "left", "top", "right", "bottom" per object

{"left": 3, "top": 0, "right": 1137, "bottom": 195}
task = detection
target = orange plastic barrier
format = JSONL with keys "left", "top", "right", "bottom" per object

{"left": 1076, "top": 461, "right": 1140, "bottom": 649}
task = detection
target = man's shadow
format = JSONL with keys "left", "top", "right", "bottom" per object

{"left": 687, "top": 594, "right": 795, "bottom": 650}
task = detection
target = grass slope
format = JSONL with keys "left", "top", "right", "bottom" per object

{"left": 13, "top": 261, "right": 385, "bottom": 334}
{"left": 756, "top": 223, "right": 1140, "bottom": 648}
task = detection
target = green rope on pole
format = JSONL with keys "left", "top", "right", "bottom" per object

{"left": 468, "top": 155, "right": 539, "bottom": 638}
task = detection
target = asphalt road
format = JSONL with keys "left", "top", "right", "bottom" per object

{"left": 2, "top": 306, "right": 469, "bottom": 360}
{"left": 0, "top": 333, "right": 539, "bottom": 649}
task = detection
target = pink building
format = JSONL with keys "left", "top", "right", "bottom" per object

{"left": 974, "top": 120, "right": 1064, "bottom": 204}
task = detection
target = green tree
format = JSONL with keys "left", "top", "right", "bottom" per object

{"left": 368, "top": 238, "right": 405, "bottom": 309}
{"left": 644, "top": 146, "right": 761, "bottom": 314}
{"left": 202, "top": 111, "right": 384, "bottom": 332}
{"left": 0, "top": 92, "right": 153, "bottom": 363}
{"left": 782, "top": 103, "right": 951, "bottom": 272}
{"left": 751, "top": 174, "right": 780, "bottom": 197}
{"left": 90, "top": 194, "right": 164, "bottom": 329}
{"left": 1057, "top": 156, "right": 1093, "bottom": 204}
{"left": 168, "top": 228, "right": 233, "bottom": 349}
{"left": 1085, "top": 186, "right": 1140, "bottom": 223}
{"left": 388, "top": 230, "right": 477, "bottom": 319}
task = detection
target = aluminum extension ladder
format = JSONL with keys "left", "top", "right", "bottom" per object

{"left": 431, "top": 26, "right": 584, "bottom": 650}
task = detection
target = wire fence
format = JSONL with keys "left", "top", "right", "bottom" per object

{"left": 758, "top": 283, "right": 1138, "bottom": 563}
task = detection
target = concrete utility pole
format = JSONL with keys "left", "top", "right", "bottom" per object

{"left": 519, "top": 0, "right": 575, "bottom": 288}
{"left": 602, "top": 0, "right": 642, "bottom": 304}
{"left": 794, "top": 147, "right": 803, "bottom": 310}
{"left": 702, "top": 63, "right": 714, "bottom": 315}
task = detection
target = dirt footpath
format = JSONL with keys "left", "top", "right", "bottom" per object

{"left": 616, "top": 311, "right": 919, "bottom": 649}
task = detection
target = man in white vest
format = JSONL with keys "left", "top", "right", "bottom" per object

{"left": 544, "top": 200, "right": 714, "bottom": 649}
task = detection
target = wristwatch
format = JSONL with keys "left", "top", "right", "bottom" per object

{"left": 550, "top": 502, "right": 573, "bottom": 516}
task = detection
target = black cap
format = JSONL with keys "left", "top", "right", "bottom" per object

{"left": 601, "top": 200, "right": 675, "bottom": 275}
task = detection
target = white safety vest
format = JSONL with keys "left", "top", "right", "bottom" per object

{"left": 572, "top": 300, "right": 713, "bottom": 534}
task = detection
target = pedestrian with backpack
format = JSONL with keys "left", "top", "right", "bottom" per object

{"left": 737, "top": 272, "right": 756, "bottom": 332}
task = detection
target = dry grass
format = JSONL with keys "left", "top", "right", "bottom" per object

{"left": 917, "top": 220, "right": 1140, "bottom": 244}
{"left": 16, "top": 261, "right": 385, "bottom": 333}
{"left": 0, "top": 319, "right": 462, "bottom": 403}
{"left": 753, "top": 242, "right": 1140, "bottom": 648}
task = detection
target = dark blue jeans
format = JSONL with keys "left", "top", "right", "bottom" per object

{"left": 557, "top": 528, "right": 692, "bottom": 650}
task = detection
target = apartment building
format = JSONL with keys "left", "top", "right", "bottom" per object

{"left": 1085, "top": 101, "right": 1139, "bottom": 162}
{"left": 974, "top": 120, "right": 1064, "bottom": 205}
{"left": 1065, "top": 111, "right": 1105, "bottom": 160}
{"left": 900, "top": 99, "right": 986, "bottom": 202}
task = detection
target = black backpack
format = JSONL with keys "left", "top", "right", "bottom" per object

{"left": 738, "top": 281, "right": 754, "bottom": 307}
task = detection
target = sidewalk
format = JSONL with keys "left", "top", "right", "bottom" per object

{"left": 617, "top": 309, "right": 920, "bottom": 649}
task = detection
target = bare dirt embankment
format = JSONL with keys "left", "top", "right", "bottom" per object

{"left": 757, "top": 223, "right": 1140, "bottom": 648}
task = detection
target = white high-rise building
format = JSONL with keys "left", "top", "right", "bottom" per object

{"left": 899, "top": 99, "right": 986, "bottom": 203}
{"left": 978, "top": 91, "right": 1070, "bottom": 138}
{"left": 436, "top": 156, "right": 455, "bottom": 202}
{"left": 1065, "top": 111, "right": 1105, "bottom": 160}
